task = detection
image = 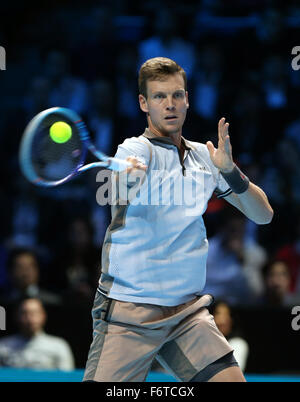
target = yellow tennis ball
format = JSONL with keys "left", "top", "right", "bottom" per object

{"left": 49, "top": 121, "right": 72, "bottom": 144}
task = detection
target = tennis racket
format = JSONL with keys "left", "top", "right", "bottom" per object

{"left": 19, "top": 107, "right": 132, "bottom": 187}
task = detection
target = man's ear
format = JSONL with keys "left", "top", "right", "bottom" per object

{"left": 186, "top": 91, "right": 189, "bottom": 109}
{"left": 139, "top": 94, "right": 149, "bottom": 113}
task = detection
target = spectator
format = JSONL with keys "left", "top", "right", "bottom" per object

{"left": 0, "top": 244, "right": 8, "bottom": 293}
{"left": 260, "top": 138, "right": 300, "bottom": 207}
{"left": 231, "top": 84, "right": 264, "bottom": 158}
{"left": 211, "top": 300, "right": 249, "bottom": 372}
{"left": 69, "top": 6, "right": 118, "bottom": 81}
{"left": 22, "top": 76, "right": 51, "bottom": 119}
{"left": 86, "top": 79, "right": 116, "bottom": 156}
{"left": 255, "top": 8, "right": 285, "bottom": 49}
{"left": 2, "top": 248, "right": 62, "bottom": 307}
{"left": 259, "top": 259, "right": 300, "bottom": 307}
{"left": 44, "top": 49, "right": 88, "bottom": 115}
{"left": 203, "top": 208, "right": 267, "bottom": 305}
{"left": 8, "top": 186, "right": 40, "bottom": 250}
{"left": 0, "top": 76, "right": 51, "bottom": 184}
{"left": 52, "top": 217, "right": 100, "bottom": 301}
{"left": 275, "top": 213, "right": 300, "bottom": 293}
{"left": 192, "top": 44, "right": 223, "bottom": 122}
{"left": 116, "top": 46, "right": 141, "bottom": 121}
{"left": 138, "top": 8, "right": 196, "bottom": 78}
{"left": 0, "top": 298, "right": 74, "bottom": 370}
{"left": 115, "top": 46, "right": 145, "bottom": 144}
{"left": 261, "top": 55, "right": 289, "bottom": 111}
{"left": 260, "top": 55, "right": 291, "bottom": 141}
{"left": 284, "top": 116, "right": 300, "bottom": 150}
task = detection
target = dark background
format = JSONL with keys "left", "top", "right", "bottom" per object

{"left": 0, "top": 0, "right": 300, "bottom": 374}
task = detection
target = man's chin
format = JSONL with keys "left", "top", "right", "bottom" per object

{"left": 162, "top": 123, "right": 181, "bottom": 135}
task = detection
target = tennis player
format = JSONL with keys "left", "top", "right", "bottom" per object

{"left": 83, "top": 57, "right": 273, "bottom": 382}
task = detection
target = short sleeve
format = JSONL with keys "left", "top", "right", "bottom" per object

{"left": 114, "top": 137, "right": 151, "bottom": 167}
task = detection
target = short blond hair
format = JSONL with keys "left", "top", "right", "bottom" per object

{"left": 138, "top": 57, "right": 187, "bottom": 98}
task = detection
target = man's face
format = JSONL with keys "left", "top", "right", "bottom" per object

{"left": 266, "top": 262, "right": 291, "bottom": 297}
{"left": 139, "top": 73, "right": 189, "bottom": 137}
{"left": 12, "top": 254, "right": 39, "bottom": 290}
{"left": 17, "top": 299, "right": 46, "bottom": 337}
{"left": 213, "top": 303, "right": 232, "bottom": 337}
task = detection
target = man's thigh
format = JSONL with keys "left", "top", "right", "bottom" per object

{"left": 156, "top": 307, "right": 234, "bottom": 382}
{"left": 83, "top": 292, "right": 165, "bottom": 382}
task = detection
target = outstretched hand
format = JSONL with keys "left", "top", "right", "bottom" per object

{"left": 206, "top": 117, "right": 235, "bottom": 173}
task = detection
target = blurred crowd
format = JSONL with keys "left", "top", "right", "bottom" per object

{"left": 1, "top": 1, "right": 300, "bottom": 372}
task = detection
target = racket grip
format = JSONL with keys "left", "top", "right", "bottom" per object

{"left": 107, "top": 157, "right": 132, "bottom": 172}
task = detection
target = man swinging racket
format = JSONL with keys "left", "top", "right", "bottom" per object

{"left": 83, "top": 57, "right": 273, "bottom": 382}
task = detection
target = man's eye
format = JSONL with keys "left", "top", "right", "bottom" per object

{"left": 154, "top": 94, "right": 163, "bottom": 99}
{"left": 174, "top": 92, "right": 184, "bottom": 98}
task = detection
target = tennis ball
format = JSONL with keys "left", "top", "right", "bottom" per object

{"left": 49, "top": 121, "right": 72, "bottom": 144}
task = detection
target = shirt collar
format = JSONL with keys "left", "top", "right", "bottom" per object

{"left": 142, "top": 128, "right": 195, "bottom": 151}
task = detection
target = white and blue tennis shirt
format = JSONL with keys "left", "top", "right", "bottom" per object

{"left": 98, "top": 128, "right": 232, "bottom": 306}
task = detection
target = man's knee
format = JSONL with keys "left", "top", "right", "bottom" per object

{"left": 189, "top": 351, "right": 242, "bottom": 382}
{"left": 208, "top": 365, "right": 246, "bottom": 382}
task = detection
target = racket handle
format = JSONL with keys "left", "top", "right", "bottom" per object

{"left": 107, "top": 157, "right": 132, "bottom": 172}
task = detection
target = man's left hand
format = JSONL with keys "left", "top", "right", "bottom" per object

{"left": 206, "top": 117, "right": 235, "bottom": 173}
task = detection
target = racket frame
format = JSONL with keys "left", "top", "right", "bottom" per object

{"left": 19, "top": 107, "right": 129, "bottom": 187}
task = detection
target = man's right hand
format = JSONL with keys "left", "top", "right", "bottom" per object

{"left": 125, "top": 156, "right": 148, "bottom": 174}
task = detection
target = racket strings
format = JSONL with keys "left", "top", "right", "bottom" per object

{"left": 31, "top": 115, "right": 84, "bottom": 181}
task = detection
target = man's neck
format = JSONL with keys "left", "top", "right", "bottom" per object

{"left": 147, "top": 126, "right": 186, "bottom": 162}
{"left": 21, "top": 330, "right": 44, "bottom": 340}
{"left": 147, "top": 122, "right": 182, "bottom": 149}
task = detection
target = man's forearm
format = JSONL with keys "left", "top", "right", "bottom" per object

{"left": 225, "top": 182, "right": 274, "bottom": 225}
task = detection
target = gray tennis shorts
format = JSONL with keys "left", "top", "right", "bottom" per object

{"left": 83, "top": 291, "right": 234, "bottom": 382}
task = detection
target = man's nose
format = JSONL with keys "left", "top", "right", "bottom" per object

{"left": 165, "top": 96, "right": 176, "bottom": 110}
